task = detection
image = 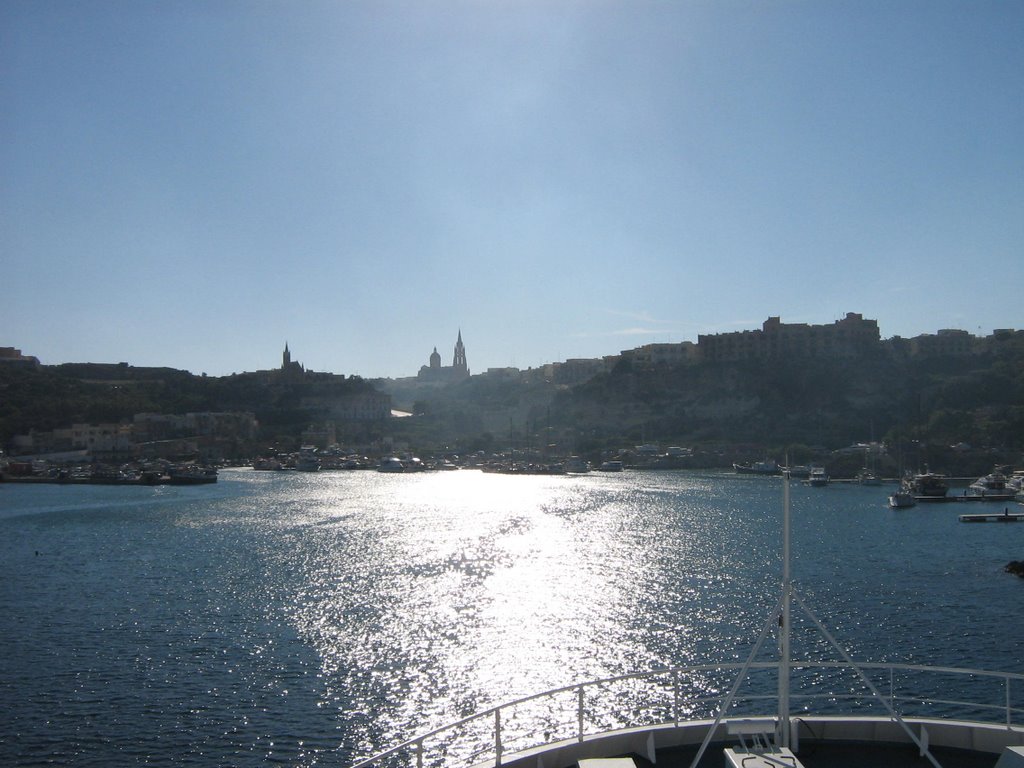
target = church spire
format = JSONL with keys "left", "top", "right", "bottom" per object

{"left": 453, "top": 329, "right": 467, "bottom": 373}
{"left": 283, "top": 342, "right": 291, "bottom": 369}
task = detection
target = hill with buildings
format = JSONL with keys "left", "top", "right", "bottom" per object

{"left": 3, "top": 317, "right": 1023, "bottom": 472}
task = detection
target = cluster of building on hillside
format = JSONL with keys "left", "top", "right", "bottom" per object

{"left": 406, "top": 315, "right": 1020, "bottom": 389}
{"left": 7, "top": 411, "right": 259, "bottom": 464}
{"left": 2, "top": 345, "right": 393, "bottom": 462}
{"left": 5, "top": 316, "right": 1019, "bottom": 462}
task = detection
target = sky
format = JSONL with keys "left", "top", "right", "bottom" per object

{"left": 2, "top": 1, "right": 1022, "bottom": 379}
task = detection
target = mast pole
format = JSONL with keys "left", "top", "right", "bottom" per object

{"left": 778, "top": 468, "right": 792, "bottom": 749}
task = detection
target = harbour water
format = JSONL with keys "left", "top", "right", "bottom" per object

{"left": 1, "top": 469, "right": 1022, "bottom": 767}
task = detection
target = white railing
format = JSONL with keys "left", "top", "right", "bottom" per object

{"left": 348, "top": 662, "right": 1024, "bottom": 768}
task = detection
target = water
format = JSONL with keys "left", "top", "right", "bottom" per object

{"left": 1, "top": 470, "right": 1021, "bottom": 766}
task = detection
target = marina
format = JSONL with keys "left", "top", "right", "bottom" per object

{"left": 1, "top": 469, "right": 1022, "bottom": 767}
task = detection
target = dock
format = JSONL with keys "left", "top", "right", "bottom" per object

{"left": 915, "top": 494, "right": 1017, "bottom": 503}
{"left": 959, "top": 509, "right": 1024, "bottom": 523}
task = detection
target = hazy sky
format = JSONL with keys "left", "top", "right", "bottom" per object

{"left": 3, "top": 1, "right": 1022, "bottom": 378}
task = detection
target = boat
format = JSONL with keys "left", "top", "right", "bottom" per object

{"left": 888, "top": 489, "right": 917, "bottom": 509}
{"left": 733, "top": 459, "right": 780, "bottom": 475}
{"left": 856, "top": 468, "right": 881, "bottom": 486}
{"left": 906, "top": 470, "right": 949, "bottom": 500}
{"left": 598, "top": 460, "right": 623, "bottom": 472}
{"left": 296, "top": 454, "right": 321, "bottom": 472}
{"left": 965, "top": 469, "right": 1015, "bottom": 500}
{"left": 377, "top": 457, "right": 405, "bottom": 473}
{"left": 167, "top": 464, "right": 218, "bottom": 484}
{"left": 350, "top": 473, "right": 1024, "bottom": 768}
{"left": 806, "top": 466, "right": 829, "bottom": 486}
{"left": 564, "top": 456, "right": 591, "bottom": 474}
{"left": 780, "top": 464, "right": 811, "bottom": 479}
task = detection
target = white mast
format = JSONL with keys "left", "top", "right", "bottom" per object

{"left": 777, "top": 469, "right": 792, "bottom": 748}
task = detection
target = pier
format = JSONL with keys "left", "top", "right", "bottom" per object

{"left": 959, "top": 509, "right": 1024, "bottom": 523}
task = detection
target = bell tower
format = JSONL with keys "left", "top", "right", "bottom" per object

{"left": 452, "top": 330, "right": 468, "bottom": 374}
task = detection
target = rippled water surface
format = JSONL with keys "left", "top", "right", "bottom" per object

{"left": 2, "top": 469, "right": 1021, "bottom": 766}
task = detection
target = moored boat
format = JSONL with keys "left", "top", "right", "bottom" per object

{"left": 856, "top": 468, "right": 881, "bottom": 486}
{"left": 377, "top": 456, "right": 405, "bottom": 473}
{"left": 564, "top": 456, "right": 591, "bottom": 474}
{"left": 167, "top": 464, "right": 218, "bottom": 484}
{"left": 733, "top": 459, "right": 780, "bottom": 475}
{"left": 806, "top": 466, "right": 829, "bottom": 486}
{"left": 966, "top": 469, "right": 1014, "bottom": 500}
{"left": 906, "top": 470, "right": 949, "bottom": 499}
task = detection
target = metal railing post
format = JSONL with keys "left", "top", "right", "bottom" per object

{"left": 577, "top": 686, "right": 585, "bottom": 743}
{"left": 673, "top": 669, "right": 680, "bottom": 728}
{"left": 1006, "top": 676, "right": 1012, "bottom": 729}
{"left": 890, "top": 667, "right": 895, "bottom": 717}
{"left": 495, "top": 708, "right": 502, "bottom": 767}
{"left": 416, "top": 738, "right": 424, "bottom": 768}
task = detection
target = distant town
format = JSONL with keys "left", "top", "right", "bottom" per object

{"left": 2, "top": 313, "right": 1021, "bottom": 481}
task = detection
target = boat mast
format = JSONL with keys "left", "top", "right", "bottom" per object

{"left": 777, "top": 469, "right": 792, "bottom": 748}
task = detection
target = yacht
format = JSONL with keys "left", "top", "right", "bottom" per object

{"left": 967, "top": 469, "right": 1015, "bottom": 500}
{"left": 907, "top": 470, "right": 949, "bottom": 499}
{"left": 806, "top": 466, "right": 829, "bottom": 487}
{"left": 377, "top": 456, "right": 405, "bottom": 473}
{"left": 564, "top": 456, "right": 591, "bottom": 474}
{"left": 733, "top": 459, "right": 781, "bottom": 475}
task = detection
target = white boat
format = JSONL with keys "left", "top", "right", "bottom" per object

{"left": 967, "top": 469, "right": 1014, "bottom": 499}
{"left": 377, "top": 456, "right": 405, "bottom": 473}
{"left": 296, "top": 455, "right": 321, "bottom": 472}
{"left": 907, "top": 470, "right": 949, "bottom": 499}
{"left": 888, "top": 490, "right": 917, "bottom": 509}
{"left": 806, "top": 466, "right": 829, "bottom": 486}
{"left": 856, "top": 468, "right": 881, "bottom": 486}
{"left": 733, "top": 459, "right": 780, "bottom": 475}
{"left": 564, "top": 456, "right": 591, "bottom": 474}
{"left": 351, "top": 474, "right": 1024, "bottom": 768}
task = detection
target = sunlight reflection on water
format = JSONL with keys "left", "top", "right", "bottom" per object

{"left": 4, "top": 468, "right": 1021, "bottom": 767}
{"left": 266, "top": 470, "right": 793, "bottom": 758}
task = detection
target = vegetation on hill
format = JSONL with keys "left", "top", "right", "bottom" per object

{"left": 2, "top": 332, "right": 1022, "bottom": 474}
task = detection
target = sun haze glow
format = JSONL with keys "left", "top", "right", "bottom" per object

{"left": 2, "top": 2, "right": 1021, "bottom": 377}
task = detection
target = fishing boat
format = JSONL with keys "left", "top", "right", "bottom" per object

{"left": 351, "top": 476, "right": 1024, "bottom": 768}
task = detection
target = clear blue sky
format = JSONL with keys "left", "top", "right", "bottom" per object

{"left": 3, "top": 1, "right": 1021, "bottom": 378}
